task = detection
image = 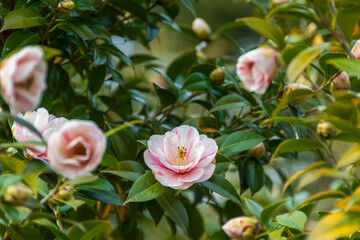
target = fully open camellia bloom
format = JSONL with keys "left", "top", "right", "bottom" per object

{"left": 47, "top": 120, "right": 106, "bottom": 179}
{"left": 222, "top": 216, "right": 261, "bottom": 240}
{"left": 144, "top": 125, "right": 218, "bottom": 190}
{"left": 351, "top": 40, "right": 360, "bottom": 59}
{"left": 0, "top": 46, "right": 47, "bottom": 114}
{"left": 12, "top": 108, "right": 68, "bottom": 162}
{"left": 236, "top": 47, "right": 279, "bottom": 95}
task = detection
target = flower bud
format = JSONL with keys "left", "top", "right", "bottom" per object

{"left": 192, "top": 18, "right": 212, "bottom": 41}
{"left": 58, "top": 185, "right": 74, "bottom": 201}
{"left": 158, "top": 0, "right": 176, "bottom": 8}
{"left": 284, "top": 83, "right": 313, "bottom": 104}
{"left": 222, "top": 216, "right": 261, "bottom": 240}
{"left": 58, "top": 0, "right": 75, "bottom": 14}
{"left": 248, "top": 142, "right": 265, "bottom": 159}
{"left": 351, "top": 40, "right": 360, "bottom": 59}
{"left": 273, "top": 0, "right": 292, "bottom": 5}
{"left": 317, "top": 120, "right": 337, "bottom": 139}
{"left": 3, "top": 184, "right": 33, "bottom": 205}
{"left": 331, "top": 71, "right": 350, "bottom": 91}
{"left": 210, "top": 67, "right": 225, "bottom": 85}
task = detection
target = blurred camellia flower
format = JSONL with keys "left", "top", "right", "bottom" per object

{"left": 192, "top": 18, "right": 212, "bottom": 40}
{"left": 222, "top": 216, "right": 261, "bottom": 240}
{"left": 236, "top": 47, "right": 279, "bottom": 95}
{"left": 144, "top": 125, "right": 218, "bottom": 190}
{"left": 4, "top": 184, "right": 33, "bottom": 206}
{"left": 331, "top": 71, "right": 350, "bottom": 91}
{"left": 0, "top": 46, "right": 47, "bottom": 114}
{"left": 351, "top": 40, "right": 360, "bottom": 59}
{"left": 12, "top": 108, "right": 68, "bottom": 162}
{"left": 47, "top": 120, "right": 106, "bottom": 179}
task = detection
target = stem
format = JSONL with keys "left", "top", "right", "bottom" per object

{"left": 54, "top": 206, "right": 64, "bottom": 232}
{"left": 42, "top": 14, "right": 58, "bottom": 44}
{"left": 40, "top": 177, "right": 62, "bottom": 204}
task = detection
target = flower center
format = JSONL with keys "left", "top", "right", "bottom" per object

{"left": 70, "top": 141, "right": 87, "bottom": 156}
{"left": 176, "top": 146, "right": 187, "bottom": 167}
{"left": 16, "top": 75, "right": 34, "bottom": 89}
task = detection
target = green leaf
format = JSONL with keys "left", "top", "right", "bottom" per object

{"left": 261, "top": 117, "right": 316, "bottom": 132}
{"left": 244, "top": 198, "right": 263, "bottom": 220}
{"left": 108, "top": 124, "right": 137, "bottom": 161}
{"left": 53, "top": 197, "right": 85, "bottom": 211}
{"left": 201, "top": 174, "right": 242, "bottom": 205}
{"left": 294, "top": 190, "right": 345, "bottom": 211}
{"left": 88, "top": 65, "right": 106, "bottom": 95}
{"left": 337, "top": 145, "right": 360, "bottom": 168}
{"left": 157, "top": 193, "right": 189, "bottom": 231}
{"left": 319, "top": 52, "right": 347, "bottom": 76}
{"left": 260, "top": 199, "right": 289, "bottom": 226}
{"left": 101, "top": 161, "right": 145, "bottom": 181}
{"left": 244, "top": 159, "right": 265, "bottom": 195}
{"left": 32, "top": 218, "right": 69, "bottom": 240}
{"left": 76, "top": 186, "right": 123, "bottom": 205}
{"left": 73, "top": 0, "right": 96, "bottom": 11}
{"left": 214, "top": 153, "right": 233, "bottom": 174}
{"left": 55, "top": 19, "right": 97, "bottom": 40}
{"left": 266, "top": 3, "right": 319, "bottom": 23}
{"left": 281, "top": 44, "right": 308, "bottom": 64}
{"left": 220, "top": 131, "right": 265, "bottom": 155}
{"left": 125, "top": 172, "right": 169, "bottom": 204}
{"left": 237, "top": 17, "right": 285, "bottom": 49}
{"left": 1, "top": 205, "right": 31, "bottom": 225}
{"left": 276, "top": 211, "right": 307, "bottom": 231}
{"left": 287, "top": 43, "right": 330, "bottom": 83}
{"left": 271, "top": 139, "right": 324, "bottom": 162}
{"left": 98, "top": 44, "right": 133, "bottom": 68}
{"left": 182, "top": 73, "right": 212, "bottom": 92}
{"left": 181, "top": 0, "right": 196, "bottom": 17}
{"left": 109, "top": 0, "right": 148, "bottom": 22}
{"left": 1, "top": 9, "right": 46, "bottom": 32}
{"left": 154, "top": 83, "right": 177, "bottom": 107}
{"left": 326, "top": 58, "right": 360, "bottom": 77}
{"left": 67, "top": 220, "right": 109, "bottom": 240}
{"left": 167, "top": 51, "right": 196, "bottom": 81}
{"left": 63, "top": 175, "right": 98, "bottom": 186}
{"left": 210, "top": 95, "right": 249, "bottom": 112}
{"left": 1, "top": 31, "right": 39, "bottom": 58}
{"left": 282, "top": 162, "right": 330, "bottom": 195}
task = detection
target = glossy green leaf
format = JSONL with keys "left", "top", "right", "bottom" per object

{"left": 154, "top": 83, "right": 177, "bottom": 107}
{"left": 1, "top": 9, "right": 46, "bottom": 31}
{"left": 76, "top": 186, "right": 123, "bottom": 205}
{"left": 125, "top": 172, "right": 169, "bottom": 204}
{"left": 67, "top": 220, "right": 109, "bottom": 240}
{"left": 220, "top": 131, "right": 265, "bottom": 155}
{"left": 88, "top": 65, "right": 106, "bottom": 94}
{"left": 1, "top": 31, "right": 39, "bottom": 58}
{"left": 182, "top": 73, "right": 212, "bottom": 92}
{"left": 210, "top": 95, "right": 249, "bottom": 112}
{"left": 98, "top": 44, "right": 133, "bottom": 68}
{"left": 319, "top": 52, "right": 347, "bottom": 76}
{"left": 201, "top": 174, "right": 242, "bottom": 205}
{"left": 276, "top": 211, "right": 307, "bottom": 231}
{"left": 101, "top": 161, "right": 145, "bottom": 181}
{"left": 108, "top": 124, "right": 137, "bottom": 161}
{"left": 32, "top": 218, "right": 69, "bottom": 240}
{"left": 260, "top": 199, "right": 289, "bottom": 226}
{"left": 244, "top": 159, "right": 265, "bottom": 195}
{"left": 326, "top": 58, "right": 360, "bottom": 77}
{"left": 287, "top": 43, "right": 330, "bottom": 83}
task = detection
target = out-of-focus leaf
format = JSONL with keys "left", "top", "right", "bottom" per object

{"left": 101, "top": 161, "right": 145, "bottom": 181}
{"left": 109, "top": 0, "right": 148, "bottom": 22}
{"left": 210, "top": 95, "right": 249, "bottom": 112}
{"left": 182, "top": 73, "right": 212, "bottom": 92}
{"left": 260, "top": 199, "right": 289, "bottom": 226}
{"left": 154, "top": 83, "right": 177, "bottom": 107}
{"left": 294, "top": 190, "right": 345, "bottom": 211}
{"left": 32, "top": 218, "right": 69, "bottom": 240}
{"left": 276, "top": 211, "right": 307, "bottom": 231}
{"left": 76, "top": 186, "right": 123, "bottom": 205}
{"left": 319, "top": 52, "right": 347, "bottom": 76}
{"left": 1, "top": 9, "right": 46, "bottom": 31}
{"left": 67, "top": 220, "right": 109, "bottom": 240}
{"left": 99, "top": 44, "right": 133, "bottom": 68}
{"left": 326, "top": 58, "right": 360, "bottom": 77}
{"left": 1, "top": 31, "right": 39, "bottom": 58}
{"left": 88, "top": 65, "right": 106, "bottom": 94}
{"left": 262, "top": 116, "right": 317, "bottom": 131}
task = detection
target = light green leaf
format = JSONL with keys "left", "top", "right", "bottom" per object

{"left": 276, "top": 211, "right": 307, "bottom": 231}
{"left": 294, "top": 190, "right": 345, "bottom": 211}
{"left": 260, "top": 199, "right": 289, "bottom": 226}
{"left": 326, "top": 58, "right": 360, "bottom": 77}
{"left": 287, "top": 43, "right": 330, "bottom": 83}
{"left": 1, "top": 9, "right": 46, "bottom": 31}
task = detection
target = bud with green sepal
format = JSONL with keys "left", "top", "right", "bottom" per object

{"left": 222, "top": 216, "right": 262, "bottom": 240}
{"left": 284, "top": 83, "right": 314, "bottom": 104}
{"left": 57, "top": 0, "right": 75, "bottom": 14}
{"left": 248, "top": 142, "right": 265, "bottom": 159}
{"left": 58, "top": 185, "right": 74, "bottom": 201}
{"left": 331, "top": 71, "right": 350, "bottom": 91}
{"left": 317, "top": 120, "right": 337, "bottom": 139}
{"left": 210, "top": 67, "right": 225, "bottom": 85}
{"left": 3, "top": 184, "right": 33, "bottom": 205}
{"left": 192, "top": 18, "right": 212, "bottom": 41}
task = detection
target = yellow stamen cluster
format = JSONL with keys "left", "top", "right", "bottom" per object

{"left": 176, "top": 146, "right": 187, "bottom": 166}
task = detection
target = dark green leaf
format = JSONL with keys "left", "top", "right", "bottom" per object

{"left": 101, "top": 161, "right": 145, "bottom": 181}
{"left": 182, "top": 73, "right": 212, "bottom": 92}
{"left": 1, "top": 9, "right": 46, "bottom": 31}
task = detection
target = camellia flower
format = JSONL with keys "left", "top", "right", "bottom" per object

{"left": 144, "top": 125, "right": 218, "bottom": 190}
{"left": 351, "top": 40, "right": 360, "bottom": 59}
{"left": 12, "top": 108, "right": 68, "bottom": 162}
{"left": 222, "top": 216, "right": 261, "bottom": 240}
{"left": 331, "top": 71, "right": 350, "bottom": 91}
{"left": 47, "top": 120, "right": 106, "bottom": 179}
{"left": 0, "top": 46, "right": 47, "bottom": 114}
{"left": 236, "top": 47, "right": 279, "bottom": 95}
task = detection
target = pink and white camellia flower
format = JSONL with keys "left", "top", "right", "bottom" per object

{"left": 236, "top": 47, "right": 279, "bottom": 95}
{"left": 12, "top": 108, "right": 68, "bottom": 162}
{"left": 351, "top": 40, "right": 360, "bottom": 59}
{"left": 144, "top": 125, "right": 218, "bottom": 190}
{"left": 47, "top": 120, "right": 106, "bottom": 179}
{"left": 0, "top": 46, "right": 47, "bottom": 114}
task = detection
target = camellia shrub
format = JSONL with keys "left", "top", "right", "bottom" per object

{"left": 1, "top": 0, "right": 360, "bottom": 239}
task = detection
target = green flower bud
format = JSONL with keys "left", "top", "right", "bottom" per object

{"left": 3, "top": 184, "right": 33, "bottom": 205}
{"left": 158, "top": 0, "right": 176, "bottom": 8}
{"left": 58, "top": 185, "right": 74, "bottom": 201}
{"left": 248, "top": 142, "right": 265, "bottom": 159}
{"left": 317, "top": 120, "right": 337, "bottom": 139}
{"left": 58, "top": 0, "right": 75, "bottom": 14}
{"left": 210, "top": 68, "right": 226, "bottom": 85}
{"left": 192, "top": 18, "right": 212, "bottom": 41}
